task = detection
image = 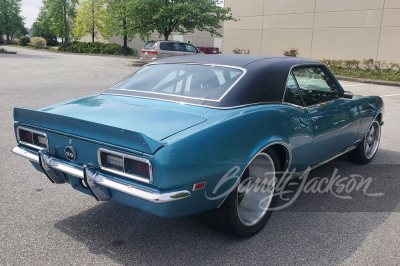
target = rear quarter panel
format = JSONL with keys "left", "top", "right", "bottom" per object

{"left": 152, "top": 104, "right": 313, "bottom": 212}
{"left": 352, "top": 95, "right": 384, "bottom": 143}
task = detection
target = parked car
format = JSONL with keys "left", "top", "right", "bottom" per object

{"left": 12, "top": 55, "right": 384, "bottom": 237}
{"left": 140, "top": 40, "right": 201, "bottom": 63}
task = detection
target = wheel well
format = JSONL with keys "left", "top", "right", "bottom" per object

{"left": 264, "top": 144, "right": 290, "bottom": 171}
{"left": 376, "top": 113, "right": 382, "bottom": 122}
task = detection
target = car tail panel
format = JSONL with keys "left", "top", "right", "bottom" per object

{"left": 14, "top": 107, "right": 166, "bottom": 154}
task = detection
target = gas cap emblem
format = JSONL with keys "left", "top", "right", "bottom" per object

{"left": 65, "top": 146, "right": 76, "bottom": 161}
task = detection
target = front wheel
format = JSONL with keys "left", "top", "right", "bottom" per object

{"left": 204, "top": 148, "right": 281, "bottom": 237}
{"left": 348, "top": 119, "right": 381, "bottom": 164}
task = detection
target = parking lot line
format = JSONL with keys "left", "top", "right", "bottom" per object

{"left": 383, "top": 94, "right": 400, "bottom": 97}
{"left": 342, "top": 84, "right": 372, "bottom": 87}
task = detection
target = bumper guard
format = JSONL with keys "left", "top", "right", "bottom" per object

{"left": 12, "top": 146, "right": 191, "bottom": 203}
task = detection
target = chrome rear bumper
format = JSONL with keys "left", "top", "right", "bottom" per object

{"left": 12, "top": 146, "right": 190, "bottom": 203}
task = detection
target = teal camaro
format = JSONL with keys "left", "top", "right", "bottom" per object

{"left": 12, "top": 55, "right": 384, "bottom": 237}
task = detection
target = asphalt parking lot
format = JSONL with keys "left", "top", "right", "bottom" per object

{"left": 1, "top": 46, "right": 400, "bottom": 265}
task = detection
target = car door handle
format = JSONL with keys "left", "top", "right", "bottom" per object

{"left": 311, "top": 117, "right": 319, "bottom": 122}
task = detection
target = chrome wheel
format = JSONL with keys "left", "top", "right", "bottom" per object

{"left": 364, "top": 121, "right": 380, "bottom": 159}
{"left": 237, "top": 153, "right": 276, "bottom": 226}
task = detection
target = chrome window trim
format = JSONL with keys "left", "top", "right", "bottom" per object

{"left": 108, "top": 62, "right": 247, "bottom": 103}
{"left": 288, "top": 64, "right": 344, "bottom": 108}
{"left": 281, "top": 99, "right": 341, "bottom": 111}
{"left": 282, "top": 63, "right": 325, "bottom": 103}
{"left": 16, "top": 126, "right": 49, "bottom": 151}
{"left": 304, "top": 98, "right": 342, "bottom": 110}
{"left": 281, "top": 102, "right": 308, "bottom": 111}
{"left": 101, "top": 92, "right": 284, "bottom": 110}
{"left": 97, "top": 148, "right": 153, "bottom": 184}
{"left": 282, "top": 72, "right": 306, "bottom": 107}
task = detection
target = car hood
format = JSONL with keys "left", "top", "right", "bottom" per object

{"left": 15, "top": 95, "right": 209, "bottom": 154}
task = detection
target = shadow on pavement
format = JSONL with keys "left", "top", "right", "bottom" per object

{"left": 54, "top": 150, "right": 400, "bottom": 265}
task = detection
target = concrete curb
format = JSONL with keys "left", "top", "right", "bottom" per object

{"left": 336, "top": 76, "right": 400, "bottom": 88}
{"left": 126, "top": 60, "right": 146, "bottom": 67}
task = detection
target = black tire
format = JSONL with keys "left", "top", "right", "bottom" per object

{"left": 204, "top": 148, "right": 282, "bottom": 237}
{"left": 348, "top": 120, "right": 381, "bottom": 164}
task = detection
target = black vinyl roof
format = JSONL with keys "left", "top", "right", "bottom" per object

{"left": 107, "top": 55, "right": 324, "bottom": 108}
{"left": 155, "top": 54, "right": 318, "bottom": 68}
{"left": 153, "top": 55, "right": 323, "bottom": 108}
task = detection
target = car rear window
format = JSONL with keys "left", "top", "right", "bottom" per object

{"left": 160, "top": 42, "right": 186, "bottom": 51}
{"left": 143, "top": 41, "right": 156, "bottom": 49}
{"left": 112, "top": 64, "right": 245, "bottom": 101}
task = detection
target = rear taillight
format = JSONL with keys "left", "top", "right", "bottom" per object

{"left": 127, "top": 159, "right": 150, "bottom": 176}
{"left": 17, "top": 127, "right": 48, "bottom": 150}
{"left": 98, "top": 148, "right": 152, "bottom": 183}
{"left": 23, "top": 131, "right": 33, "bottom": 142}
{"left": 141, "top": 51, "right": 158, "bottom": 55}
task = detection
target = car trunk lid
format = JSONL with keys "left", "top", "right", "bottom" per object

{"left": 14, "top": 95, "right": 209, "bottom": 154}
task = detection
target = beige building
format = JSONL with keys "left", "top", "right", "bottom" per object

{"left": 223, "top": 0, "right": 400, "bottom": 62}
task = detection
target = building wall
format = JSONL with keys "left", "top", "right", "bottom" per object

{"left": 223, "top": 0, "right": 400, "bottom": 62}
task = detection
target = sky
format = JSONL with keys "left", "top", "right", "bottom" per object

{"left": 21, "top": 0, "right": 42, "bottom": 29}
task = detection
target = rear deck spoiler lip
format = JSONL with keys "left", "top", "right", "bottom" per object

{"left": 14, "top": 107, "right": 167, "bottom": 155}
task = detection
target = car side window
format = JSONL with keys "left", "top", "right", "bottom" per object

{"left": 160, "top": 42, "right": 174, "bottom": 51}
{"left": 160, "top": 42, "right": 179, "bottom": 51}
{"left": 284, "top": 74, "right": 304, "bottom": 106}
{"left": 185, "top": 44, "right": 198, "bottom": 53}
{"left": 292, "top": 67, "right": 342, "bottom": 106}
{"left": 173, "top": 43, "right": 184, "bottom": 51}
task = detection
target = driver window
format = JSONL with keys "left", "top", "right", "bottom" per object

{"left": 292, "top": 67, "right": 341, "bottom": 106}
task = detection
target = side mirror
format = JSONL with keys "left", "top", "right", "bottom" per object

{"left": 343, "top": 91, "right": 353, "bottom": 99}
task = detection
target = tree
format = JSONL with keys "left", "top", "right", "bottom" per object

{"left": 131, "top": 0, "right": 235, "bottom": 41}
{"left": 45, "top": 0, "right": 78, "bottom": 46}
{"left": 104, "top": 0, "right": 137, "bottom": 55}
{"left": 0, "top": 0, "right": 24, "bottom": 43}
{"left": 73, "top": 0, "right": 106, "bottom": 42}
{"left": 32, "top": 4, "right": 58, "bottom": 44}
{"left": 14, "top": 27, "right": 29, "bottom": 39}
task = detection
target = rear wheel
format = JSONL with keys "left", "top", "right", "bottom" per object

{"left": 348, "top": 120, "right": 381, "bottom": 164}
{"left": 204, "top": 148, "right": 281, "bottom": 237}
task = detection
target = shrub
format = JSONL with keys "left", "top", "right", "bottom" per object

{"left": 5, "top": 40, "right": 18, "bottom": 44}
{"left": 232, "top": 48, "right": 250, "bottom": 54}
{"left": 283, "top": 47, "right": 299, "bottom": 57}
{"left": 19, "top": 36, "right": 30, "bottom": 46}
{"left": 320, "top": 58, "right": 400, "bottom": 82}
{"left": 30, "top": 37, "right": 47, "bottom": 48}
{"left": 45, "top": 39, "right": 58, "bottom": 46}
{"left": 0, "top": 36, "right": 3, "bottom": 44}
{"left": 320, "top": 58, "right": 400, "bottom": 71}
{"left": 58, "top": 41, "right": 137, "bottom": 56}
{"left": 127, "top": 47, "right": 139, "bottom": 56}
